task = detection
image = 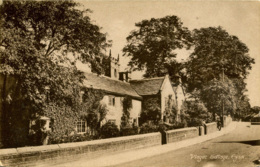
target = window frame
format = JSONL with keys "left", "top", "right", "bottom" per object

{"left": 76, "top": 120, "right": 87, "bottom": 134}
{"left": 108, "top": 96, "right": 115, "bottom": 106}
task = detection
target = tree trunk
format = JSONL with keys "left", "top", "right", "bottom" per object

{"left": 1, "top": 74, "right": 7, "bottom": 147}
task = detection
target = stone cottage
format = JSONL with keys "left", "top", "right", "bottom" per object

{"left": 130, "top": 75, "right": 180, "bottom": 124}
{"left": 81, "top": 72, "right": 142, "bottom": 132}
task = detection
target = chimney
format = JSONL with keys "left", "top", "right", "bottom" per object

{"left": 119, "top": 71, "right": 130, "bottom": 82}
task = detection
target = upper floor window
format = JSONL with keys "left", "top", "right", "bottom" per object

{"left": 108, "top": 96, "right": 115, "bottom": 106}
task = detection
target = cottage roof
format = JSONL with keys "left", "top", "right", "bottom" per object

{"left": 129, "top": 77, "right": 165, "bottom": 96}
{"left": 83, "top": 72, "right": 142, "bottom": 100}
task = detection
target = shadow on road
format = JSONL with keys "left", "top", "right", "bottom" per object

{"left": 253, "top": 159, "right": 260, "bottom": 165}
{"left": 216, "top": 140, "right": 260, "bottom": 146}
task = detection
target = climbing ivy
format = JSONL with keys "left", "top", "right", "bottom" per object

{"left": 80, "top": 88, "right": 108, "bottom": 133}
{"left": 121, "top": 96, "right": 133, "bottom": 128}
{"left": 43, "top": 88, "right": 107, "bottom": 143}
{"left": 164, "top": 95, "right": 178, "bottom": 123}
{"left": 140, "top": 96, "right": 161, "bottom": 125}
{"left": 45, "top": 104, "right": 80, "bottom": 141}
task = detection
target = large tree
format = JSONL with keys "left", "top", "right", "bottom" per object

{"left": 123, "top": 15, "right": 192, "bottom": 78}
{"left": 200, "top": 77, "right": 237, "bottom": 118}
{"left": 231, "top": 78, "right": 251, "bottom": 119}
{"left": 185, "top": 27, "right": 254, "bottom": 118}
{"left": 186, "top": 27, "right": 254, "bottom": 91}
{"left": 0, "top": 0, "right": 110, "bottom": 147}
{"left": 1, "top": 0, "right": 111, "bottom": 70}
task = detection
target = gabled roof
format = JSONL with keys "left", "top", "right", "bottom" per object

{"left": 83, "top": 72, "right": 142, "bottom": 100}
{"left": 129, "top": 77, "right": 165, "bottom": 96}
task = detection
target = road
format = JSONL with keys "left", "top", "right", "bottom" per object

{"left": 48, "top": 122, "right": 260, "bottom": 167}
{"left": 112, "top": 122, "right": 260, "bottom": 167}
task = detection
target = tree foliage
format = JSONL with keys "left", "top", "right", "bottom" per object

{"left": 181, "top": 100, "right": 211, "bottom": 126}
{"left": 231, "top": 78, "right": 251, "bottom": 118}
{"left": 100, "top": 122, "right": 120, "bottom": 139}
{"left": 123, "top": 16, "right": 255, "bottom": 124}
{"left": 184, "top": 27, "right": 254, "bottom": 118}
{"left": 200, "top": 77, "right": 237, "bottom": 117}
{"left": 251, "top": 106, "right": 260, "bottom": 114}
{"left": 164, "top": 95, "right": 178, "bottom": 123}
{"left": 121, "top": 96, "right": 132, "bottom": 128}
{"left": 1, "top": 0, "right": 110, "bottom": 61}
{"left": 140, "top": 97, "right": 161, "bottom": 125}
{"left": 123, "top": 15, "right": 192, "bottom": 78}
{"left": 0, "top": 0, "right": 110, "bottom": 147}
{"left": 235, "top": 95, "right": 251, "bottom": 119}
{"left": 80, "top": 88, "right": 107, "bottom": 132}
{"left": 186, "top": 27, "right": 254, "bottom": 91}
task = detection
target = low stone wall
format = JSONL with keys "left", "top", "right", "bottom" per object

{"left": 198, "top": 126, "right": 205, "bottom": 136}
{"left": 204, "top": 122, "right": 218, "bottom": 134}
{"left": 223, "top": 116, "right": 232, "bottom": 127}
{"left": 165, "top": 127, "right": 198, "bottom": 144}
{"left": 0, "top": 121, "right": 234, "bottom": 166}
{"left": 251, "top": 122, "right": 260, "bottom": 125}
{"left": 0, "top": 132, "right": 161, "bottom": 167}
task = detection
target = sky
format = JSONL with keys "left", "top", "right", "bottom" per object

{"left": 77, "top": 0, "right": 260, "bottom": 107}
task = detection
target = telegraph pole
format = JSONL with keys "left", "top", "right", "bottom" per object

{"left": 222, "top": 66, "right": 224, "bottom": 127}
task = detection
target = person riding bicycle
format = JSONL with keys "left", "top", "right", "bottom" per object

{"left": 216, "top": 114, "right": 222, "bottom": 131}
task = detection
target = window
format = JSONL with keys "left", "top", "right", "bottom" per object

{"left": 76, "top": 120, "right": 86, "bottom": 133}
{"left": 108, "top": 96, "right": 115, "bottom": 106}
{"left": 133, "top": 118, "right": 138, "bottom": 126}
{"left": 49, "top": 119, "right": 53, "bottom": 129}
{"left": 79, "top": 91, "right": 84, "bottom": 103}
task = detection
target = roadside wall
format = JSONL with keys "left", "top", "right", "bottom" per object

{"left": 0, "top": 119, "right": 234, "bottom": 166}
{"left": 205, "top": 122, "right": 218, "bottom": 134}
{"left": 198, "top": 126, "right": 205, "bottom": 136}
{"left": 0, "top": 132, "right": 161, "bottom": 167}
{"left": 223, "top": 116, "right": 232, "bottom": 127}
{"left": 165, "top": 127, "right": 198, "bottom": 144}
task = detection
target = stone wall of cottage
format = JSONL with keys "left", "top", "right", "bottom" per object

{"left": 160, "top": 76, "right": 176, "bottom": 120}
{"left": 101, "top": 95, "right": 123, "bottom": 127}
{"left": 175, "top": 85, "right": 185, "bottom": 120}
{"left": 129, "top": 99, "right": 142, "bottom": 126}
{"left": 101, "top": 95, "right": 141, "bottom": 127}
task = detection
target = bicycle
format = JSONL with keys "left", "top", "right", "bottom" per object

{"left": 217, "top": 121, "right": 222, "bottom": 131}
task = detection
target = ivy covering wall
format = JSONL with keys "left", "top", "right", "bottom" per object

{"left": 140, "top": 96, "right": 161, "bottom": 125}
{"left": 164, "top": 95, "right": 178, "bottom": 123}
{"left": 45, "top": 104, "right": 80, "bottom": 141}
{"left": 34, "top": 88, "right": 107, "bottom": 145}
{"left": 121, "top": 96, "right": 132, "bottom": 128}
